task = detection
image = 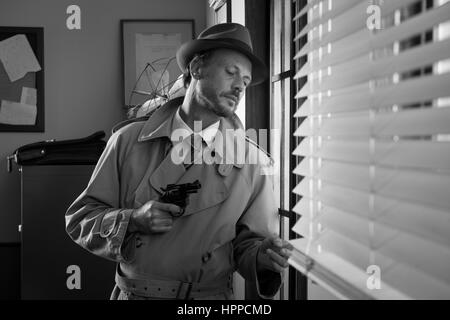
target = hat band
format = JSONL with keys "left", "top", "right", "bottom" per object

{"left": 198, "top": 37, "right": 254, "bottom": 54}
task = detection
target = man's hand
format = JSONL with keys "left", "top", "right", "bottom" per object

{"left": 257, "top": 235, "right": 294, "bottom": 273}
{"left": 128, "top": 200, "right": 182, "bottom": 234}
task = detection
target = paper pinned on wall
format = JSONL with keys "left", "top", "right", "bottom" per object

{"left": 0, "top": 99, "right": 37, "bottom": 125}
{"left": 0, "top": 34, "right": 41, "bottom": 82}
{"left": 20, "top": 87, "right": 37, "bottom": 106}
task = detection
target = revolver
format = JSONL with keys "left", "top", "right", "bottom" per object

{"left": 160, "top": 179, "right": 202, "bottom": 217}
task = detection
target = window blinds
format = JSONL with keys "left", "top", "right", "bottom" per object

{"left": 290, "top": 0, "right": 450, "bottom": 299}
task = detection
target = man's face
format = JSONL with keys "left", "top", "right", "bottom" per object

{"left": 194, "top": 49, "right": 252, "bottom": 118}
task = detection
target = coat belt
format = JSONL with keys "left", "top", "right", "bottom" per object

{"left": 115, "top": 272, "right": 233, "bottom": 299}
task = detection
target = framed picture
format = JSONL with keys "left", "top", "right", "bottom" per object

{"left": 121, "top": 19, "right": 195, "bottom": 107}
{"left": 0, "top": 26, "right": 44, "bottom": 132}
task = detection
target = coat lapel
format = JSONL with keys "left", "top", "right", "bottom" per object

{"left": 139, "top": 98, "right": 188, "bottom": 199}
{"left": 139, "top": 97, "right": 246, "bottom": 217}
{"left": 176, "top": 163, "right": 229, "bottom": 217}
{"left": 148, "top": 149, "right": 187, "bottom": 195}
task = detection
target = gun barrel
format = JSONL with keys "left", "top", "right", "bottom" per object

{"left": 162, "top": 185, "right": 180, "bottom": 192}
{"left": 185, "top": 189, "right": 199, "bottom": 194}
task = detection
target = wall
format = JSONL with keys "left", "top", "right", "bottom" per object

{"left": 0, "top": 0, "right": 205, "bottom": 298}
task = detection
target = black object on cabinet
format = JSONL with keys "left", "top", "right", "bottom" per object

{"left": 20, "top": 165, "right": 116, "bottom": 299}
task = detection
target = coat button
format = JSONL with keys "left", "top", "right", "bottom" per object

{"left": 202, "top": 252, "right": 212, "bottom": 263}
{"left": 218, "top": 164, "right": 232, "bottom": 176}
{"left": 135, "top": 237, "right": 143, "bottom": 248}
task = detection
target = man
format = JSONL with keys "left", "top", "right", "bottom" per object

{"left": 65, "top": 23, "right": 293, "bottom": 300}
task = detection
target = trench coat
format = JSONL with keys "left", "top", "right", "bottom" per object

{"left": 65, "top": 97, "right": 282, "bottom": 299}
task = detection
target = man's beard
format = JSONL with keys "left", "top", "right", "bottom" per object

{"left": 207, "top": 100, "right": 236, "bottom": 118}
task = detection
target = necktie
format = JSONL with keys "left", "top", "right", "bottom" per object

{"left": 184, "top": 133, "right": 204, "bottom": 169}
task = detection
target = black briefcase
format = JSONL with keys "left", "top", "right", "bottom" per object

{"left": 7, "top": 131, "right": 106, "bottom": 172}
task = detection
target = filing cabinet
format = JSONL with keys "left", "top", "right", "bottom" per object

{"left": 20, "top": 165, "right": 115, "bottom": 299}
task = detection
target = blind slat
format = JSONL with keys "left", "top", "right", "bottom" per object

{"left": 292, "top": 220, "right": 450, "bottom": 296}
{"left": 292, "top": 224, "right": 392, "bottom": 275}
{"left": 290, "top": 237, "right": 450, "bottom": 299}
{"left": 294, "top": 204, "right": 450, "bottom": 284}
{"left": 294, "top": 2, "right": 450, "bottom": 63}
{"left": 381, "top": 259, "right": 450, "bottom": 299}
{"left": 295, "top": 73, "right": 450, "bottom": 116}
{"left": 296, "top": 0, "right": 419, "bottom": 40}
{"left": 294, "top": 0, "right": 422, "bottom": 43}
{"left": 293, "top": 181, "right": 450, "bottom": 248}
{"left": 294, "top": 201, "right": 450, "bottom": 289}
{"left": 294, "top": 105, "right": 450, "bottom": 137}
{"left": 378, "top": 231, "right": 450, "bottom": 287}
{"left": 292, "top": 0, "right": 321, "bottom": 22}
{"left": 293, "top": 0, "right": 358, "bottom": 23}
{"left": 294, "top": 158, "right": 450, "bottom": 211}
{"left": 293, "top": 138, "right": 450, "bottom": 170}
{"left": 296, "top": 38, "right": 450, "bottom": 95}
{"left": 294, "top": 204, "right": 398, "bottom": 249}
{"left": 295, "top": 0, "right": 363, "bottom": 35}
{"left": 289, "top": 239, "right": 411, "bottom": 299}
{"left": 294, "top": 1, "right": 367, "bottom": 43}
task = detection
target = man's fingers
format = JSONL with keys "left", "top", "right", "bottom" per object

{"left": 275, "top": 247, "right": 292, "bottom": 260}
{"left": 152, "top": 217, "right": 173, "bottom": 227}
{"left": 152, "top": 208, "right": 176, "bottom": 219}
{"left": 265, "top": 258, "right": 285, "bottom": 273}
{"left": 258, "top": 254, "right": 282, "bottom": 273}
{"left": 271, "top": 236, "right": 282, "bottom": 247}
{"left": 270, "top": 237, "right": 293, "bottom": 250}
{"left": 154, "top": 201, "right": 182, "bottom": 215}
{"left": 261, "top": 235, "right": 280, "bottom": 250}
{"left": 284, "top": 241, "right": 294, "bottom": 251}
{"left": 266, "top": 248, "right": 290, "bottom": 268}
{"left": 151, "top": 225, "right": 172, "bottom": 233}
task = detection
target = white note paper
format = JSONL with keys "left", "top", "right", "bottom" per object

{"left": 20, "top": 87, "right": 37, "bottom": 106}
{"left": 0, "top": 99, "right": 37, "bottom": 125}
{"left": 0, "top": 34, "right": 41, "bottom": 82}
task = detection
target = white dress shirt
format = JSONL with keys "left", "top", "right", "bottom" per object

{"left": 171, "top": 108, "right": 220, "bottom": 164}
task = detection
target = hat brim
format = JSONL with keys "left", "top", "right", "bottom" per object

{"left": 176, "top": 39, "right": 268, "bottom": 86}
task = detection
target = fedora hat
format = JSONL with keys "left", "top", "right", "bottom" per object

{"left": 176, "top": 23, "right": 268, "bottom": 86}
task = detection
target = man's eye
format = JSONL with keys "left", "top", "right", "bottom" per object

{"left": 226, "top": 69, "right": 235, "bottom": 75}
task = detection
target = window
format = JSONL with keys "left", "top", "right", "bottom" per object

{"left": 209, "top": 0, "right": 231, "bottom": 24}
{"left": 271, "top": 0, "right": 307, "bottom": 300}
{"left": 290, "top": 0, "right": 450, "bottom": 299}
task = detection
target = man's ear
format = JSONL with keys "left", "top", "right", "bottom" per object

{"left": 189, "top": 56, "right": 203, "bottom": 80}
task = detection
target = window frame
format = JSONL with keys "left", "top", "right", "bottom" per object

{"left": 270, "top": 0, "right": 308, "bottom": 300}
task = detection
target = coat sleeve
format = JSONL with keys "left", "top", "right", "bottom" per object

{"left": 65, "top": 130, "right": 135, "bottom": 263}
{"left": 232, "top": 156, "right": 282, "bottom": 299}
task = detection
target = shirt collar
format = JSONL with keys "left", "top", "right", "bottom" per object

{"left": 172, "top": 108, "right": 220, "bottom": 148}
{"left": 138, "top": 96, "right": 244, "bottom": 143}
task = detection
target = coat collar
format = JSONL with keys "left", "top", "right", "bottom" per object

{"left": 138, "top": 96, "right": 245, "bottom": 142}
{"left": 137, "top": 97, "right": 247, "bottom": 217}
{"left": 137, "top": 96, "right": 245, "bottom": 170}
{"left": 137, "top": 97, "right": 183, "bottom": 142}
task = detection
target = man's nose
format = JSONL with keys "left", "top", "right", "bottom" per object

{"left": 232, "top": 77, "right": 245, "bottom": 94}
